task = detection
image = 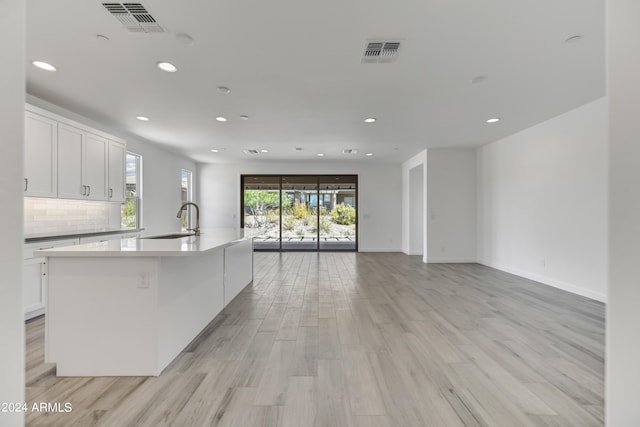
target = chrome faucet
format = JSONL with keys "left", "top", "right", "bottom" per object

{"left": 176, "top": 202, "right": 200, "bottom": 236}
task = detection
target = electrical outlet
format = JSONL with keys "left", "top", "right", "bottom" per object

{"left": 138, "top": 272, "right": 150, "bottom": 288}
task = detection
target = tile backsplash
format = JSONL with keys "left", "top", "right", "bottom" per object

{"left": 24, "top": 197, "right": 121, "bottom": 234}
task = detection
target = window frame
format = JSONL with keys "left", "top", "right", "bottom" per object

{"left": 122, "top": 151, "right": 142, "bottom": 229}
{"left": 181, "top": 168, "right": 193, "bottom": 231}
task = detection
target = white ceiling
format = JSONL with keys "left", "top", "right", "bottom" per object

{"left": 26, "top": 0, "right": 605, "bottom": 164}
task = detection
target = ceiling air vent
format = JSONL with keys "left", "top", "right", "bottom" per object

{"left": 342, "top": 149, "right": 358, "bottom": 154}
{"left": 361, "top": 40, "right": 402, "bottom": 64}
{"left": 243, "top": 149, "right": 259, "bottom": 155}
{"left": 102, "top": 3, "right": 165, "bottom": 33}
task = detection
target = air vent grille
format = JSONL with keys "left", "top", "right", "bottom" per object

{"left": 243, "top": 149, "right": 259, "bottom": 155}
{"left": 342, "top": 149, "right": 358, "bottom": 154}
{"left": 102, "top": 3, "right": 165, "bottom": 33}
{"left": 361, "top": 40, "right": 402, "bottom": 64}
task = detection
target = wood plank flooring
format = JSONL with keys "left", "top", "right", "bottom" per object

{"left": 25, "top": 253, "right": 605, "bottom": 426}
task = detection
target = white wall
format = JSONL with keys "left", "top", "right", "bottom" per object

{"left": 477, "top": 97, "right": 608, "bottom": 302}
{"left": 607, "top": 0, "right": 640, "bottom": 424}
{"left": 26, "top": 96, "right": 197, "bottom": 235}
{"left": 427, "top": 149, "right": 477, "bottom": 263}
{"left": 0, "top": 0, "right": 25, "bottom": 425}
{"left": 401, "top": 150, "right": 427, "bottom": 258}
{"left": 409, "top": 165, "right": 424, "bottom": 255}
{"left": 198, "top": 161, "right": 402, "bottom": 252}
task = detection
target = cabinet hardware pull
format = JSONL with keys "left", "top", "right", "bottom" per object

{"left": 82, "top": 185, "right": 87, "bottom": 196}
{"left": 24, "top": 178, "right": 28, "bottom": 191}
{"left": 109, "top": 188, "right": 113, "bottom": 198}
{"left": 87, "top": 185, "right": 91, "bottom": 196}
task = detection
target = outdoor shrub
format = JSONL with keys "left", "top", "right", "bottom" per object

{"left": 330, "top": 203, "right": 356, "bottom": 225}
{"left": 296, "top": 228, "right": 305, "bottom": 238}
{"left": 292, "top": 201, "right": 310, "bottom": 219}
{"left": 283, "top": 216, "right": 296, "bottom": 231}
{"left": 265, "top": 209, "right": 278, "bottom": 224}
{"left": 319, "top": 216, "right": 332, "bottom": 234}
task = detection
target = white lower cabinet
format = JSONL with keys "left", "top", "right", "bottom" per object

{"left": 23, "top": 238, "right": 79, "bottom": 320}
{"left": 23, "top": 258, "right": 46, "bottom": 319}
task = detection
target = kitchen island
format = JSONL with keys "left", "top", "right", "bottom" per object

{"left": 36, "top": 228, "right": 258, "bottom": 377}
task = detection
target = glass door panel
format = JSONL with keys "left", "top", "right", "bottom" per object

{"left": 281, "top": 176, "right": 318, "bottom": 250}
{"left": 319, "top": 176, "right": 357, "bottom": 251}
{"left": 243, "top": 176, "right": 280, "bottom": 250}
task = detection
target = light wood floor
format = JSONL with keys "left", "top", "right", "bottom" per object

{"left": 25, "top": 252, "right": 605, "bottom": 426}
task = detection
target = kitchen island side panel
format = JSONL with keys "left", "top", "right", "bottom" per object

{"left": 157, "top": 248, "right": 225, "bottom": 371}
{"left": 224, "top": 238, "right": 254, "bottom": 305}
{"left": 46, "top": 256, "right": 159, "bottom": 376}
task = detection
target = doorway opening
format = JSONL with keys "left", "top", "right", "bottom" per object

{"left": 241, "top": 175, "right": 358, "bottom": 251}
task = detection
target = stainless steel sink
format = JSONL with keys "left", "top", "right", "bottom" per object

{"left": 140, "top": 233, "right": 196, "bottom": 239}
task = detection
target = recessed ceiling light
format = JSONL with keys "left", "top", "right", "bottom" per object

{"left": 486, "top": 117, "right": 501, "bottom": 123}
{"left": 471, "top": 75, "right": 487, "bottom": 84}
{"left": 316, "top": 153, "right": 325, "bottom": 157}
{"left": 240, "top": 115, "right": 249, "bottom": 120}
{"left": 217, "top": 86, "right": 230, "bottom": 94}
{"left": 215, "top": 116, "right": 228, "bottom": 122}
{"left": 211, "top": 149, "right": 219, "bottom": 153}
{"left": 565, "top": 35, "right": 582, "bottom": 43}
{"left": 260, "top": 149, "right": 269, "bottom": 153}
{"left": 157, "top": 61, "right": 177, "bottom": 72}
{"left": 364, "top": 117, "right": 376, "bottom": 123}
{"left": 366, "top": 153, "right": 374, "bottom": 156}
{"left": 136, "top": 116, "right": 149, "bottom": 121}
{"left": 32, "top": 61, "right": 56, "bottom": 72}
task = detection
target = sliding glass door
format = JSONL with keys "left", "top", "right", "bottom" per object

{"left": 319, "top": 176, "right": 357, "bottom": 251}
{"left": 242, "top": 176, "right": 280, "bottom": 250}
{"left": 242, "top": 175, "right": 357, "bottom": 251}
{"left": 281, "top": 176, "right": 318, "bottom": 250}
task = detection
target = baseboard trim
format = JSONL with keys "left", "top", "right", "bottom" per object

{"left": 478, "top": 259, "right": 607, "bottom": 303}
{"left": 427, "top": 258, "right": 477, "bottom": 263}
{"left": 360, "top": 248, "right": 402, "bottom": 253}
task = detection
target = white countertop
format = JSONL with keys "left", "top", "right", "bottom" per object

{"left": 35, "top": 228, "right": 261, "bottom": 257}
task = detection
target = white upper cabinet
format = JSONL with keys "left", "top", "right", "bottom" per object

{"left": 57, "top": 123, "right": 84, "bottom": 199}
{"left": 24, "top": 111, "right": 58, "bottom": 198}
{"left": 25, "top": 104, "right": 125, "bottom": 202}
{"left": 84, "top": 132, "right": 108, "bottom": 201}
{"left": 108, "top": 140, "right": 126, "bottom": 202}
{"left": 57, "top": 125, "right": 110, "bottom": 201}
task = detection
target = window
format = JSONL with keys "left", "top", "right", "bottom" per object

{"left": 181, "top": 169, "right": 193, "bottom": 231}
{"left": 121, "top": 152, "right": 142, "bottom": 229}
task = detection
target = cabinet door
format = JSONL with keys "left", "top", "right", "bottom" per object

{"left": 23, "top": 258, "right": 45, "bottom": 320}
{"left": 24, "top": 111, "right": 58, "bottom": 197}
{"left": 84, "top": 133, "right": 108, "bottom": 201}
{"left": 108, "top": 141, "right": 126, "bottom": 202}
{"left": 58, "top": 124, "right": 84, "bottom": 199}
